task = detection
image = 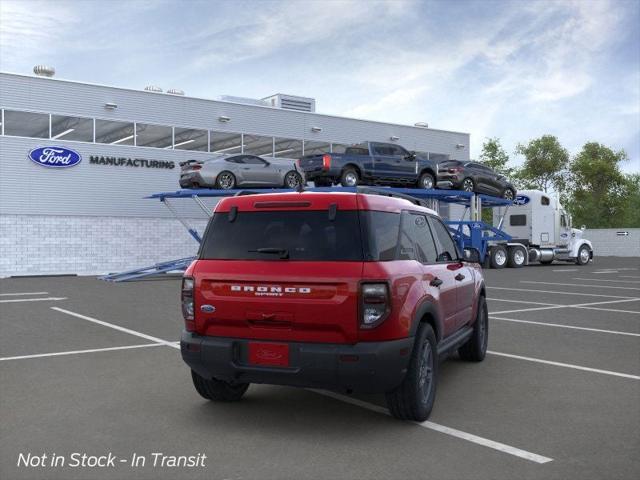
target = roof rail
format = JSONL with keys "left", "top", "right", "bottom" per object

{"left": 355, "top": 186, "right": 430, "bottom": 208}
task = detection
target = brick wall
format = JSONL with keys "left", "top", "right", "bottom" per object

{"left": 0, "top": 215, "right": 208, "bottom": 277}
{"left": 584, "top": 228, "right": 640, "bottom": 258}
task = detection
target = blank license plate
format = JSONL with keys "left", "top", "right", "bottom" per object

{"left": 248, "top": 342, "right": 289, "bottom": 367}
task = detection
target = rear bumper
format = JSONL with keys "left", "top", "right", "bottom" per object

{"left": 181, "top": 331, "right": 413, "bottom": 393}
{"left": 179, "top": 172, "right": 209, "bottom": 188}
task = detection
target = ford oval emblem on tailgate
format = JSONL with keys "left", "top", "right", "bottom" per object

{"left": 200, "top": 304, "right": 216, "bottom": 313}
{"left": 28, "top": 146, "right": 82, "bottom": 168}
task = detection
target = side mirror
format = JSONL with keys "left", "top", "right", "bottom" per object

{"left": 581, "top": 225, "right": 586, "bottom": 231}
{"left": 463, "top": 247, "right": 481, "bottom": 263}
{"left": 405, "top": 152, "right": 416, "bottom": 161}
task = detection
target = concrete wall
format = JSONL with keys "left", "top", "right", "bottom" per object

{"left": 584, "top": 228, "right": 640, "bottom": 258}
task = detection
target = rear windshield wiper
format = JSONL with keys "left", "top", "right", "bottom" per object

{"left": 248, "top": 247, "right": 290, "bottom": 259}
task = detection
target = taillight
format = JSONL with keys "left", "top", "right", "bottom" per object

{"left": 360, "top": 283, "right": 390, "bottom": 329}
{"left": 296, "top": 158, "right": 301, "bottom": 167}
{"left": 182, "top": 277, "right": 195, "bottom": 331}
{"left": 449, "top": 167, "right": 463, "bottom": 173}
{"left": 322, "top": 154, "right": 332, "bottom": 170}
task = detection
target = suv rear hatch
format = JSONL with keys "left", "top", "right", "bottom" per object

{"left": 193, "top": 194, "right": 364, "bottom": 344}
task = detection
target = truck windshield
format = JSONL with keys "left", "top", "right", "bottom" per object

{"left": 200, "top": 211, "right": 364, "bottom": 261}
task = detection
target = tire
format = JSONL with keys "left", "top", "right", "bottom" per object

{"left": 386, "top": 324, "right": 438, "bottom": 422}
{"left": 340, "top": 168, "right": 359, "bottom": 187}
{"left": 489, "top": 245, "right": 507, "bottom": 269}
{"left": 191, "top": 370, "right": 249, "bottom": 402}
{"left": 461, "top": 177, "right": 475, "bottom": 192}
{"left": 215, "top": 171, "right": 236, "bottom": 190}
{"left": 507, "top": 246, "right": 526, "bottom": 268}
{"left": 417, "top": 172, "right": 435, "bottom": 190}
{"left": 576, "top": 245, "right": 591, "bottom": 265}
{"left": 284, "top": 171, "right": 303, "bottom": 189}
{"left": 502, "top": 188, "right": 515, "bottom": 201}
{"left": 458, "top": 295, "right": 488, "bottom": 362}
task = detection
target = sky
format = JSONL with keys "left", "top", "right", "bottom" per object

{"left": 1, "top": 0, "right": 639, "bottom": 172}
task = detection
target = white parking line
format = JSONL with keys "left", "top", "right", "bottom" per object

{"left": 488, "top": 298, "right": 559, "bottom": 306}
{"left": 487, "top": 351, "right": 640, "bottom": 380}
{"left": 620, "top": 275, "right": 640, "bottom": 279}
{"left": 490, "top": 316, "right": 640, "bottom": 337}
{"left": 491, "top": 297, "right": 640, "bottom": 315}
{"left": 521, "top": 281, "right": 640, "bottom": 291}
{"left": 572, "top": 278, "right": 640, "bottom": 284}
{"left": 552, "top": 269, "right": 578, "bottom": 272}
{"left": 0, "top": 297, "right": 67, "bottom": 303}
{"left": 489, "top": 286, "right": 637, "bottom": 299}
{"left": 0, "top": 292, "right": 49, "bottom": 296}
{"left": 310, "top": 389, "right": 553, "bottom": 464}
{"left": 0, "top": 343, "right": 164, "bottom": 362}
{"left": 51, "top": 307, "right": 180, "bottom": 349}
{"left": 574, "top": 305, "right": 640, "bottom": 315}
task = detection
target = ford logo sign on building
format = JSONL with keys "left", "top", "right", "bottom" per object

{"left": 28, "top": 146, "right": 82, "bottom": 168}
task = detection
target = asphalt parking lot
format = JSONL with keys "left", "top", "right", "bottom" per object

{"left": 1, "top": 257, "right": 639, "bottom": 480}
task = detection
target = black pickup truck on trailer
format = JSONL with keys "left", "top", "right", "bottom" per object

{"left": 298, "top": 141, "right": 440, "bottom": 189}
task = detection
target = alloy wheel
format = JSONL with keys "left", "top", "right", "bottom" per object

{"left": 285, "top": 172, "right": 301, "bottom": 189}
{"left": 344, "top": 172, "right": 358, "bottom": 187}
{"left": 462, "top": 179, "right": 474, "bottom": 192}
{"left": 218, "top": 173, "right": 234, "bottom": 189}
{"left": 418, "top": 342, "right": 434, "bottom": 403}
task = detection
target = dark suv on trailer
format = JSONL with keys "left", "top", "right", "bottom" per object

{"left": 437, "top": 160, "right": 516, "bottom": 199}
{"left": 180, "top": 189, "right": 488, "bottom": 421}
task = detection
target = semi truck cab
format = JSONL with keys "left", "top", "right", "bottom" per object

{"left": 491, "top": 190, "right": 593, "bottom": 266}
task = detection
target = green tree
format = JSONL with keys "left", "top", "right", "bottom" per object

{"left": 479, "top": 137, "right": 513, "bottom": 177}
{"left": 565, "top": 142, "right": 630, "bottom": 228}
{"left": 618, "top": 174, "right": 640, "bottom": 227}
{"left": 515, "top": 135, "right": 569, "bottom": 193}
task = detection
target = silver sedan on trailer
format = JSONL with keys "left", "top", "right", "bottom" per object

{"left": 179, "top": 154, "right": 305, "bottom": 190}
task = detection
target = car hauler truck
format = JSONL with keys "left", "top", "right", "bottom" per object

{"left": 488, "top": 189, "right": 593, "bottom": 268}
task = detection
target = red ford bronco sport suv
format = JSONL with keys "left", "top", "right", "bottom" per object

{"left": 181, "top": 189, "right": 488, "bottom": 421}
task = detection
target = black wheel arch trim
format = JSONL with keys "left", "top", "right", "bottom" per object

{"left": 410, "top": 301, "right": 444, "bottom": 342}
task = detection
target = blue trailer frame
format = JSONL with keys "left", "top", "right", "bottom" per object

{"left": 100, "top": 187, "right": 513, "bottom": 281}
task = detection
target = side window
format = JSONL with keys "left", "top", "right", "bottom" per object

{"left": 361, "top": 211, "right": 401, "bottom": 261}
{"left": 389, "top": 145, "right": 408, "bottom": 157}
{"left": 226, "top": 156, "right": 243, "bottom": 164}
{"left": 561, "top": 215, "right": 567, "bottom": 227}
{"left": 408, "top": 213, "right": 438, "bottom": 263}
{"left": 243, "top": 155, "right": 266, "bottom": 165}
{"left": 429, "top": 217, "right": 459, "bottom": 262}
{"left": 372, "top": 144, "right": 393, "bottom": 156}
{"left": 541, "top": 196, "right": 550, "bottom": 206}
{"left": 510, "top": 214, "right": 527, "bottom": 226}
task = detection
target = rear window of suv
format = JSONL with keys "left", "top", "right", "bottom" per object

{"left": 200, "top": 211, "right": 363, "bottom": 261}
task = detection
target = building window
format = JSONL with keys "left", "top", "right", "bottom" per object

{"left": 243, "top": 134, "right": 274, "bottom": 156}
{"left": 303, "top": 140, "right": 330, "bottom": 156}
{"left": 51, "top": 114, "right": 93, "bottom": 142}
{"left": 173, "top": 127, "right": 208, "bottom": 151}
{"left": 3, "top": 110, "right": 50, "bottom": 138}
{"left": 135, "top": 123, "right": 173, "bottom": 149}
{"left": 274, "top": 137, "right": 303, "bottom": 158}
{"left": 331, "top": 143, "right": 349, "bottom": 154}
{"left": 210, "top": 131, "right": 243, "bottom": 154}
{"left": 95, "top": 119, "right": 135, "bottom": 145}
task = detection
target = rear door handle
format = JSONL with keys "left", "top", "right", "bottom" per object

{"left": 455, "top": 273, "right": 465, "bottom": 281}
{"left": 430, "top": 277, "right": 443, "bottom": 287}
